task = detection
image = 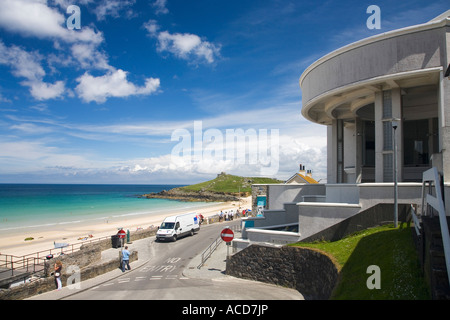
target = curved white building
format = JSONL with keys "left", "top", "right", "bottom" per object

{"left": 240, "top": 10, "right": 450, "bottom": 254}
{"left": 300, "top": 10, "right": 450, "bottom": 185}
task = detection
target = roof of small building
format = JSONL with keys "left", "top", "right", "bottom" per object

{"left": 285, "top": 172, "right": 318, "bottom": 184}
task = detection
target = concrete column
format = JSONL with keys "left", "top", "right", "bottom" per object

{"left": 440, "top": 29, "right": 450, "bottom": 214}
{"left": 440, "top": 72, "right": 450, "bottom": 214}
{"left": 327, "top": 124, "right": 337, "bottom": 184}
{"left": 355, "top": 118, "right": 363, "bottom": 183}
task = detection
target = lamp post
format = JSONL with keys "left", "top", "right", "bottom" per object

{"left": 392, "top": 119, "right": 399, "bottom": 228}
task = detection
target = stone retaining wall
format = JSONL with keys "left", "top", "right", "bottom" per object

{"left": 0, "top": 246, "right": 137, "bottom": 300}
{"left": 226, "top": 244, "right": 339, "bottom": 300}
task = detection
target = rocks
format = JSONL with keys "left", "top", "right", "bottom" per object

{"left": 141, "top": 188, "right": 240, "bottom": 202}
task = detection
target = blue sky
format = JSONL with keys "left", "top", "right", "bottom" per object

{"left": 0, "top": 0, "right": 448, "bottom": 184}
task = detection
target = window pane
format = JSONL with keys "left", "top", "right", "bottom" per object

{"left": 383, "top": 121, "right": 393, "bottom": 151}
{"left": 403, "top": 119, "right": 429, "bottom": 166}
{"left": 383, "top": 90, "right": 392, "bottom": 119}
{"left": 383, "top": 153, "right": 393, "bottom": 182}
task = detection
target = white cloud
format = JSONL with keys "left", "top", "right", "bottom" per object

{"left": 144, "top": 20, "right": 221, "bottom": 64}
{"left": 27, "top": 80, "right": 66, "bottom": 100}
{"left": 0, "top": 1, "right": 163, "bottom": 104}
{"left": 75, "top": 69, "right": 160, "bottom": 103}
{"left": 70, "top": 43, "right": 112, "bottom": 70}
{"left": 0, "top": 139, "right": 89, "bottom": 173}
{"left": 0, "top": 0, "right": 103, "bottom": 44}
{"left": 0, "top": 42, "right": 44, "bottom": 80}
{"left": 94, "top": 0, "right": 136, "bottom": 21}
{"left": 153, "top": 0, "right": 169, "bottom": 15}
{"left": 0, "top": 41, "right": 66, "bottom": 100}
{"left": 113, "top": 128, "right": 326, "bottom": 181}
{"left": 3, "top": 102, "right": 327, "bottom": 182}
{"left": 10, "top": 123, "right": 54, "bottom": 135}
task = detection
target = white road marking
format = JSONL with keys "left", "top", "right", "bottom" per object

{"left": 135, "top": 277, "right": 147, "bottom": 281}
{"left": 102, "top": 283, "right": 114, "bottom": 287}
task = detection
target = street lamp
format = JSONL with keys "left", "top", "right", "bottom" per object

{"left": 392, "top": 118, "right": 400, "bottom": 228}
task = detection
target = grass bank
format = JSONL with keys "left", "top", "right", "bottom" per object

{"left": 289, "top": 223, "right": 430, "bottom": 299}
{"left": 181, "top": 173, "right": 282, "bottom": 194}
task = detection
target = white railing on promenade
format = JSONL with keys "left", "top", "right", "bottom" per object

{"left": 421, "top": 167, "right": 450, "bottom": 286}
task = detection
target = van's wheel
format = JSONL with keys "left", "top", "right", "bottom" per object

{"left": 172, "top": 235, "right": 177, "bottom": 242}
{"left": 190, "top": 229, "right": 194, "bottom": 236}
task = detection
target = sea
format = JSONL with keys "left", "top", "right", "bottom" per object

{"left": 0, "top": 184, "right": 215, "bottom": 233}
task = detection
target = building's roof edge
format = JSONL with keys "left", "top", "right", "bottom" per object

{"left": 299, "top": 12, "right": 450, "bottom": 88}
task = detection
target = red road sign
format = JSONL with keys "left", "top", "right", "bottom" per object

{"left": 221, "top": 228, "right": 234, "bottom": 242}
{"left": 118, "top": 229, "right": 126, "bottom": 239}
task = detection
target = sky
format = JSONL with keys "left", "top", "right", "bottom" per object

{"left": 0, "top": 0, "right": 448, "bottom": 184}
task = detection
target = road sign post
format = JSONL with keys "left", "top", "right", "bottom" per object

{"left": 221, "top": 227, "right": 234, "bottom": 260}
{"left": 221, "top": 227, "right": 234, "bottom": 242}
{"left": 118, "top": 229, "right": 126, "bottom": 249}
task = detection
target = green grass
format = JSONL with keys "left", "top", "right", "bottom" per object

{"left": 289, "top": 223, "right": 430, "bottom": 299}
{"left": 180, "top": 173, "right": 282, "bottom": 194}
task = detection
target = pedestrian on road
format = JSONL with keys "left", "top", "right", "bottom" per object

{"left": 121, "top": 246, "right": 131, "bottom": 272}
{"left": 54, "top": 260, "right": 62, "bottom": 290}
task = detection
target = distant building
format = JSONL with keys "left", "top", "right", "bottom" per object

{"left": 285, "top": 164, "right": 318, "bottom": 184}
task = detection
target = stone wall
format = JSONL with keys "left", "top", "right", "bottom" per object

{"left": 130, "top": 227, "right": 158, "bottom": 242}
{"left": 226, "top": 244, "right": 339, "bottom": 300}
{"left": 0, "top": 245, "right": 137, "bottom": 300}
{"left": 43, "top": 242, "right": 103, "bottom": 277}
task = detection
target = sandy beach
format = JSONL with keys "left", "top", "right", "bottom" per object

{"left": 0, "top": 196, "right": 252, "bottom": 257}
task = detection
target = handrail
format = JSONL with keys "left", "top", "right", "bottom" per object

{"left": 0, "top": 234, "right": 112, "bottom": 278}
{"left": 421, "top": 167, "right": 450, "bottom": 286}
{"left": 197, "top": 236, "right": 222, "bottom": 269}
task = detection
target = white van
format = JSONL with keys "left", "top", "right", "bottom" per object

{"left": 156, "top": 212, "right": 200, "bottom": 242}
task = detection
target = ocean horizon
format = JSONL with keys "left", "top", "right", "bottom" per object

{"left": 0, "top": 184, "right": 214, "bottom": 233}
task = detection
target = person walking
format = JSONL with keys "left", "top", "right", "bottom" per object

{"left": 54, "top": 260, "right": 62, "bottom": 290}
{"left": 121, "top": 246, "right": 131, "bottom": 272}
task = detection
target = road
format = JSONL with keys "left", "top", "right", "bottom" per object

{"left": 60, "top": 221, "right": 303, "bottom": 300}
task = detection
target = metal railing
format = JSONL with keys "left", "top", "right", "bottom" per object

{"left": 421, "top": 167, "right": 450, "bottom": 286}
{"left": 196, "top": 223, "right": 242, "bottom": 269}
{"left": 197, "top": 236, "right": 222, "bottom": 269}
{"left": 0, "top": 235, "right": 111, "bottom": 279}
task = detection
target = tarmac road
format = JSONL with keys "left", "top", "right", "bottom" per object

{"left": 28, "top": 220, "right": 303, "bottom": 301}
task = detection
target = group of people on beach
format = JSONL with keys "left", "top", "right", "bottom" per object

{"left": 219, "top": 210, "right": 234, "bottom": 222}
{"left": 218, "top": 208, "right": 250, "bottom": 222}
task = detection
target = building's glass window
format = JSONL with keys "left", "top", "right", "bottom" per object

{"left": 383, "top": 153, "right": 393, "bottom": 182}
{"left": 382, "top": 90, "right": 394, "bottom": 182}
{"left": 383, "top": 121, "right": 393, "bottom": 151}
{"left": 382, "top": 90, "right": 392, "bottom": 119}
{"left": 403, "top": 119, "right": 430, "bottom": 166}
{"left": 363, "top": 121, "right": 375, "bottom": 166}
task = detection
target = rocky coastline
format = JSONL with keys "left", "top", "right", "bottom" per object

{"left": 141, "top": 187, "right": 242, "bottom": 202}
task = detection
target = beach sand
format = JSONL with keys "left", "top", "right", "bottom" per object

{"left": 0, "top": 196, "right": 252, "bottom": 257}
